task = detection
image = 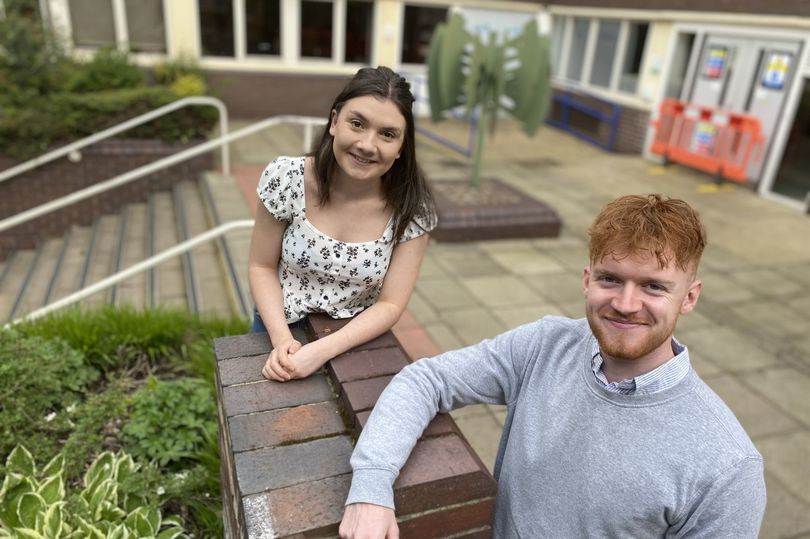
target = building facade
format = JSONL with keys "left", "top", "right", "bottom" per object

{"left": 37, "top": 0, "right": 810, "bottom": 209}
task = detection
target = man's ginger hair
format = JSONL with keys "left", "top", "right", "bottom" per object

{"left": 588, "top": 194, "right": 707, "bottom": 273}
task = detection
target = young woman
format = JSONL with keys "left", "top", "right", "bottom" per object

{"left": 248, "top": 66, "right": 436, "bottom": 382}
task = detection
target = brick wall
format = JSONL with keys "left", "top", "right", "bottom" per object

{"left": 0, "top": 139, "right": 213, "bottom": 260}
{"left": 214, "top": 314, "right": 498, "bottom": 538}
{"left": 615, "top": 105, "right": 651, "bottom": 154}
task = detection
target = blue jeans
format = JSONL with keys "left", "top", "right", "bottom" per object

{"left": 251, "top": 308, "right": 306, "bottom": 333}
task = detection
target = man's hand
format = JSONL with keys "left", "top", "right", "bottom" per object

{"left": 261, "top": 338, "right": 301, "bottom": 381}
{"left": 339, "top": 503, "right": 398, "bottom": 539}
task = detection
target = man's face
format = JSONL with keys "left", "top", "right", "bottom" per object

{"left": 583, "top": 252, "right": 701, "bottom": 370}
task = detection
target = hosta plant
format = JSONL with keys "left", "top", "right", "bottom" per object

{"left": 0, "top": 446, "right": 188, "bottom": 539}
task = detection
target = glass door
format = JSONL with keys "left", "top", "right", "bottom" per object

{"left": 771, "top": 78, "right": 810, "bottom": 202}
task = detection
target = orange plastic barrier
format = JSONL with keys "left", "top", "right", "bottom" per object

{"left": 649, "top": 98, "right": 765, "bottom": 183}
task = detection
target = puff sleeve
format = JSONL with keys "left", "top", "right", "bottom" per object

{"left": 256, "top": 157, "right": 297, "bottom": 222}
{"left": 399, "top": 205, "right": 438, "bottom": 242}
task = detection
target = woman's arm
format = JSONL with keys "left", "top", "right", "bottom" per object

{"left": 280, "top": 233, "right": 429, "bottom": 379}
{"left": 248, "top": 205, "right": 301, "bottom": 381}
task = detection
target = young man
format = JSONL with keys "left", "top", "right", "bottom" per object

{"left": 338, "top": 194, "right": 766, "bottom": 538}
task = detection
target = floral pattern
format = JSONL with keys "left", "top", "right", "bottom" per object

{"left": 257, "top": 156, "right": 435, "bottom": 323}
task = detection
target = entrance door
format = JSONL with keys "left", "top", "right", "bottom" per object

{"left": 771, "top": 79, "right": 810, "bottom": 203}
{"left": 688, "top": 34, "right": 802, "bottom": 180}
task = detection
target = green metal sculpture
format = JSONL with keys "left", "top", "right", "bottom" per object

{"left": 427, "top": 13, "right": 552, "bottom": 186}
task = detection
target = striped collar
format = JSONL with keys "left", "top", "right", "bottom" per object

{"left": 591, "top": 339, "right": 690, "bottom": 395}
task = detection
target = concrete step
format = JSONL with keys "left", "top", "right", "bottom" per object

{"left": 112, "top": 203, "right": 148, "bottom": 309}
{"left": 201, "top": 171, "right": 253, "bottom": 318}
{"left": 46, "top": 226, "right": 92, "bottom": 305}
{"left": 174, "top": 180, "right": 234, "bottom": 317}
{"left": 149, "top": 191, "right": 187, "bottom": 310}
{"left": 0, "top": 250, "right": 36, "bottom": 323}
{"left": 8, "top": 238, "right": 64, "bottom": 320}
{"left": 81, "top": 214, "right": 121, "bottom": 307}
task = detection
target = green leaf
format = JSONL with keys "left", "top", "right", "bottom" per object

{"left": 106, "top": 523, "right": 128, "bottom": 539}
{"left": 83, "top": 452, "right": 115, "bottom": 491}
{"left": 16, "top": 492, "right": 46, "bottom": 529}
{"left": 145, "top": 508, "right": 161, "bottom": 535}
{"left": 126, "top": 507, "right": 155, "bottom": 537}
{"left": 75, "top": 516, "right": 106, "bottom": 539}
{"left": 0, "top": 471, "right": 24, "bottom": 501}
{"left": 156, "top": 528, "right": 186, "bottom": 539}
{"left": 41, "top": 503, "right": 63, "bottom": 538}
{"left": 37, "top": 474, "right": 65, "bottom": 505}
{"left": 6, "top": 446, "right": 36, "bottom": 476}
{"left": 0, "top": 477, "right": 35, "bottom": 528}
{"left": 11, "top": 528, "right": 46, "bottom": 539}
{"left": 41, "top": 454, "right": 65, "bottom": 478}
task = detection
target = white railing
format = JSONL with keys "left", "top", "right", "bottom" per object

{"left": 6, "top": 220, "right": 255, "bottom": 327}
{"left": 0, "top": 96, "right": 231, "bottom": 183}
{"left": 0, "top": 114, "right": 323, "bottom": 234}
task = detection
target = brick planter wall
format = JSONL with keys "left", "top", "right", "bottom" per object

{"left": 214, "top": 314, "right": 498, "bottom": 538}
{"left": 0, "top": 139, "right": 213, "bottom": 260}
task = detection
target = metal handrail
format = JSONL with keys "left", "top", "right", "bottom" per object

{"left": 0, "top": 96, "right": 231, "bottom": 183}
{"left": 6, "top": 219, "right": 255, "bottom": 326}
{"left": 0, "top": 115, "right": 323, "bottom": 234}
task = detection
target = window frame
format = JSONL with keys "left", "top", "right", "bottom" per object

{"left": 200, "top": 0, "right": 375, "bottom": 67}
{"left": 552, "top": 14, "right": 650, "bottom": 97}
{"left": 65, "top": 0, "right": 169, "bottom": 56}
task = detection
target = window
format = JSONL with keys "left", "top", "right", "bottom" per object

{"left": 69, "top": 0, "right": 115, "bottom": 47}
{"left": 550, "top": 15, "right": 565, "bottom": 78}
{"left": 589, "top": 20, "right": 619, "bottom": 88}
{"left": 246, "top": 0, "right": 280, "bottom": 55}
{"left": 665, "top": 32, "right": 696, "bottom": 99}
{"left": 124, "top": 0, "right": 166, "bottom": 53}
{"left": 620, "top": 22, "right": 649, "bottom": 93}
{"left": 345, "top": 0, "right": 373, "bottom": 63}
{"left": 301, "top": 0, "right": 333, "bottom": 58}
{"left": 565, "top": 18, "right": 589, "bottom": 81}
{"left": 199, "top": 0, "right": 234, "bottom": 56}
{"left": 401, "top": 5, "right": 447, "bottom": 64}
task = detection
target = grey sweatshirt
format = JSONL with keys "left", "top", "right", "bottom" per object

{"left": 346, "top": 316, "right": 766, "bottom": 538}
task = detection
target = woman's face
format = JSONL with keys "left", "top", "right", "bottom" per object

{"left": 329, "top": 95, "right": 406, "bottom": 183}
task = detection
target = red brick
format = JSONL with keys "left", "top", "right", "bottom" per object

{"left": 393, "top": 435, "right": 497, "bottom": 515}
{"left": 243, "top": 474, "right": 351, "bottom": 537}
{"left": 340, "top": 375, "right": 394, "bottom": 415}
{"left": 398, "top": 498, "right": 494, "bottom": 537}
{"left": 328, "top": 346, "right": 410, "bottom": 384}
{"left": 222, "top": 375, "right": 334, "bottom": 417}
{"left": 218, "top": 354, "right": 267, "bottom": 387}
{"left": 229, "top": 401, "right": 346, "bottom": 452}
{"left": 234, "top": 435, "right": 353, "bottom": 495}
{"left": 214, "top": 333, "right": 271, "bottom": 361}
{"left": 355, "top": 411, "right": 456, "bottom": 439}
{"left": 307, "top": 314, "right": 399, "bottom": 350}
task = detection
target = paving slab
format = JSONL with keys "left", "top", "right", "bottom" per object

{"left": 417, "top": 277, "right": 479, "bottom": 311}
{"left": 492, "top": 304, "right": 563, "bottom": 329}
{"left": 740, "top": 368, "right": 810, "bottom": 426}
{"left": 704, "top": 375, "right": 800, "bottom": 439}
{"left": 677, "top": 326, "right": 779, "bottom": 373}
{"left": 442, "top": 308, "right": 508, "bottom": 346}
{"left": 730, "top": 300, "right": 809, "bottom": 339}
{"left": 460, "top": 275, "right": 544, "bottom": 308}
{"left": 452, "top": 412, "right": 504, "bottom": 473}
{"left": 759, "top": 472, "right": 810, "bottom": 539}
{"left": 756, "top": 432, "right": 810, "bottom": 507}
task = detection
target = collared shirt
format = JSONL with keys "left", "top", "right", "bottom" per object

{"left": 591, "top": 339, "right": 690, "bottom": 395}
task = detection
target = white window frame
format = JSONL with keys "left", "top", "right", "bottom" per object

{"left": 201, "top": 0, "right": 374, "bottom": 67}
{"left": 553, "top": 14, "right": 650, "bottom": 98}
{"left": 51, "top": 0, "right": 168, "bottom": 57}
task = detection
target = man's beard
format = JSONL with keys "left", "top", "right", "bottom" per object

{"left": 585, "top": 308, "right": 675, "bottom": 361}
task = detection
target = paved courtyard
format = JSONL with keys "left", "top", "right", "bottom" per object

{"left": 231, "top": 117, "right": 810, "bottom": 538}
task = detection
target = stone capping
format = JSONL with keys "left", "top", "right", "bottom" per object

{"left": 214, "top": 313, "right": 498, "bottom": 538}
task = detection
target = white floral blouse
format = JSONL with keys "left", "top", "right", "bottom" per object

{"left": 257, "top": 156, "right": 436, "bottom": 323}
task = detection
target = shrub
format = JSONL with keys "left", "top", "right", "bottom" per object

{"left": 0, "top": 330, "right": 99, "bottom": 465}
{"left": 14, "top": 306, "right": 247, "bottom": 373}
{"left": 65, "top": 47, "right": 144, "bottom": 93}
{"left": 121, "top": 377, "right": 217, "bottom": 469}
{"left": 0, "top": 86, "right": 219, "bottom": 158}
{"left": 0, "top": 445, "right": 190, "bottom": 538}
{"left": 153, "top": 55, "right": 206, "bottom": 86}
